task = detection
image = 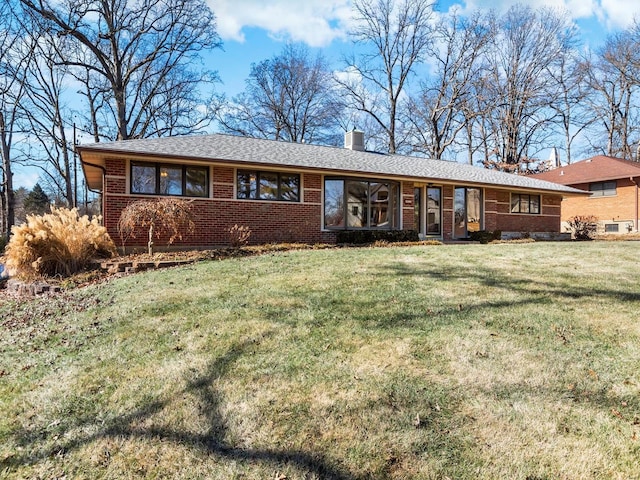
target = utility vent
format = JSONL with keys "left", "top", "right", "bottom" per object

{"left": 344, "top": 130, "right": 365, "bottom": 151}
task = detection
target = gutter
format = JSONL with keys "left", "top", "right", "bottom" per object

{"left": 80, "top": 159, "right": 106, "bottom": 195}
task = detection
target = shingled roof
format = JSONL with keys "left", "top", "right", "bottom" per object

{"left": 78, "top": 133, "right": 584, "bottom": 195}
{"left": 531, "top": 155, "right": 640, "bottom": 186}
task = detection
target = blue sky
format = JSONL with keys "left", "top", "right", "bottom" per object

{"left": 207, "top": 0, "right": 640, "bottom": 96}
{"left": 13, "top": 0, "right": 640, "bottom": 189}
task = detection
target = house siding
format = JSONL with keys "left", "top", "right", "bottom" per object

{"left": 559, "top": 180, "right": 639, "bottom": 231}
{"left": 99, "top": 158, "right": 565, "bottom": 249}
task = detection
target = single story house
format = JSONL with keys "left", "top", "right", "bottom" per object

{"left": 78, "top": 132, "right": 584, "bottom": 249}
{"left": 531, "top": 155, "right": 640, "bottom": 234}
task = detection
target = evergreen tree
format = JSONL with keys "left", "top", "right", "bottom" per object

{"left": 23, "top": 183, "right": 50, "bottom": 216}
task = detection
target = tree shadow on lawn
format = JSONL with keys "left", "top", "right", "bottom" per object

{"left": 3, "top": 338, "right": 361, "bottom": 479}
{"left": 383, "top": 261, "right": 640, "bottom": 306}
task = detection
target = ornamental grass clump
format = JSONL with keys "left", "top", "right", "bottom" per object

{"left": 2, "top": 207, "right": 117, "bottom": 279}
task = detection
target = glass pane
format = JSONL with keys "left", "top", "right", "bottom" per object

{"left": 259, "top": 172, "right": 278, "bottom": 200}
{"left": 370, "top": 182, "right": 391, "bottom": 227}
{"left": 186, "top": 166, "right": 208, "bottom": 197}
{"left": 511, "top": 194, "right": 521, "bottom": 213}
{"left": 466, "top": 188, "right": 481, "bottom": 232}
{"left": 427, "top": 187, "right": 441, "bottom": 235}
{"left": 280, "top": 174, "right": 300, "bottom": 201}
{"left": 346, "top": 181, "right": 368, "bottom": 228}
{"left": 160, "top": 166, "right": 183, "bottom": 195}
{"left": 131, "top": 163, "right": 157, "bottom": 194}
{"left": 454, "top": 187, "right": 466, "bottom": 238}
{"left": 520, "top": 194, "right": 530, "bottom": 213}
{"left": 414, "top": 187, "right": 422, "bottom": 233}
{"left": 324, "top": 179, "right": 344, "bottom": 227}
{"left": 530, "top": 195, "right": 540, "bottom": 214}
{"left": 237, "top": 170, "right": 257, "bottom": 199}
{"left": 603, "top": 181, "right": 616, "bottom": 196}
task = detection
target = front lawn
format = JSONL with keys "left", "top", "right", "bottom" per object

{"left": 1, "top": 242, "right": 639, "bottom": 479}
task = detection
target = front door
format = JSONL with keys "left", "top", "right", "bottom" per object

{"left": 414, "top": 186, "right": 442, "bottom": 237}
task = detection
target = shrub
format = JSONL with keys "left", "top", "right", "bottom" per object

{"left": 566, "top": 215, "right": 598, "bottom": 240}
{"left": 228, "top": 224, "right": 251, "bottom": 248}
{"left": 117, "top": 198, "right": 195, "bottom": 254}
{"left": 2, "top": 207, "right": 117, "bottom": 279}
{"left": 336, "top": 230, "right": 420, "bottom": 245}
{"left": 469, "top": 230, "right": 502, "bottom": 244}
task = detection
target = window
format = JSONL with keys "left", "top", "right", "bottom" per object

{"left": 589, "top": 181, "right": 616, "bottom": 197}
{"left": 454, "top": 187, "right": 482, "bottom": 238}
{"left": 237, "top": 170, "right": 300, "bottom": 202}
{"left": 427, "top": 187, "right": 441, "bottom": 235}
{"left": 605, "top": 223, "right": 619, "bottom": 233}
{"left": 324, "top": 178, "right": 399, "bottom": 230}
{"left": 131, "top": 161, "right": 209, "bottom": 197}
{"left": 511, "top": 193, "right": 540, "bottom": 214}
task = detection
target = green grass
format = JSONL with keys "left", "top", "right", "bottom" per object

{"left": 1, "top": 242, "right": 640, "bottom": 479}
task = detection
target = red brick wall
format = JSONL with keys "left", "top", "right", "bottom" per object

{"left": 101, "top": 160, "right": 564, "bottom": 248}
{"left": 103, "top": 163, "right": 336, "bottom": 248}
{"left": 442, "top": 185, "right": 454, "bottom": 241}
{"left": 492, "top": 190, "right": 560, "bottom": 232}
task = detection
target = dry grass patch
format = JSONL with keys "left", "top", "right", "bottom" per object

{"left": 2, "top": 242, "right": 640, "bottom": 479}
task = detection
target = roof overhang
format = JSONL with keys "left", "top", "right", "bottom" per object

{"left": 77, "top": 135, "right": 588, "bottom": 197}
{"left": 78, "top": 147, "right": 106, "bottom": 192}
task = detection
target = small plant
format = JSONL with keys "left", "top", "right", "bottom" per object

{"left": 566, "top": 215, "right": 598, "bottom": 240}
{"left": 228, "top": 224, "right": 251, "bottom": 248}
{"left": 2, "top": 207, "right": 117, "bottom": 279}
{"left": 336, "top": 230, "right": 420, "bottom": 245}
{"left": 469, "top": 230, "right": 502, "bottom": 244}
{"left": 117, "top": 198, "right": 195, "bottom": 255}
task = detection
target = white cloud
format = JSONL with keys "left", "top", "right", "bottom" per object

{"left": 208, "top": 0, "right": 353, "bottom": 47}
{"left": 447, "top": 0, "right": 638, "bottom": 29}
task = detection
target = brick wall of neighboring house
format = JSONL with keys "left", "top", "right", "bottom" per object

{"left": 559, "top": 180, "right": 638, "bottom": 225}
{"left": 101, "top": 158, "right": 565, "bottom": 249}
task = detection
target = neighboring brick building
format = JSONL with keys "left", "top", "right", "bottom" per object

{"left": 78, "top": 132, "right": 583, "bottom": 250}
{"left": 531, "top": 155, "right": 640, "bottom": 234}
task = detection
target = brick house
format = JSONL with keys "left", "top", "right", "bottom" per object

{"left": 78, "top": 132, "right": 584, "bottom": 249}
{"left": 531, "top": 155, "right": 640, "bottom": 234}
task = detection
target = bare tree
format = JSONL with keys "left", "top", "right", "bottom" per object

{"left": 19, "top": 26, "right": 76, "bottom": 206}
{"left": 405, "top": 10, "right": 492, "bottom": 159}
{"left": 336, "top": 0, "right": 435, "bottom": 153}
{"left": 548, "top": 52, "right": 595, "bottom": 165}
{"left": 20, "top": 0, "right": 222, "bottom": 141}
{"left": 585, "top": 32, "right": 640, "bottom": 159}
{"left": 482, "top": 5, "right": 577, "bottom": 172}
{"left": 1, "top": 1, "right": 35, "bottom": 240}
{"left": 217, "top": 44, "right": 343, "bottom": 145}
